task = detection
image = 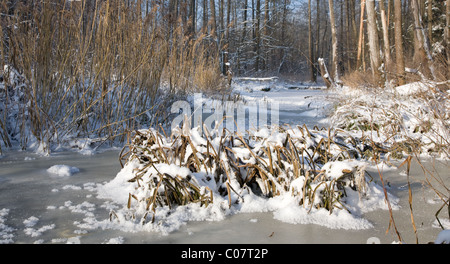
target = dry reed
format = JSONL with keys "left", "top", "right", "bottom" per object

{"left": 114, "top": 120, "right": 377, "bottom": 223}
{"left": 0, "top": 0, "right": 228, "bottom": 153}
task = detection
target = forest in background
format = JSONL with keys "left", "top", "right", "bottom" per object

{"left": 0, "top": 0, "right": 449, "bottom": 152}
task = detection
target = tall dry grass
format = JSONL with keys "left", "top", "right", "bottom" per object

{"left": 0, "top": 0, "right": 227, "bottom": 153}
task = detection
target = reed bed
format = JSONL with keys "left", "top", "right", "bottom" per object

{"left": 331, "top": 82, "right": 450, "bottom": 242}
{"left": 0, "top": 1, "right": 227, "bottom": 154}
{"left": 113, "top": 121, "right": 378, "bottom": 224}
{"left": 330, "top": 83, "right": 450, "bottom": 160}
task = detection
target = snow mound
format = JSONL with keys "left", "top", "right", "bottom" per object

{"left": 395, "top": 81, "right": 430, "bottom": 96}
{"left": 47, "top": 165, "right": 80, "bottom": 177}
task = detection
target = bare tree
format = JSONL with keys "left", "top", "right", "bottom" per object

{"left": 210, "top": 0, "right": 217, "bottom": 40}
{"left": 315, "top": 0, "right": 321, "bottom": 66}
{"left": 308, "top": 0, "right": 316, "bottom": 82}
{"left": 188, "top": 0, "right": 196, "bottom": 36}
{"left": 411, "top": 0, "right": 436, "bottom": 80}
{"left": 427, "top": 0, "right": 432, "bottom": 42}
{"left": 255, "top": 0, "right": 261, "bottom": 71}
{"left": 379, "top": 0, "right": 392, "bottom": 71}
{"left": 202, "top": 0, "right": 208, "bottom": 33}
{"left": 356, "top": 0, "right": 366, "bottom": 70}
{"left": 447, "top": 0, "right": 450, "bottom": 79}
{"left": 394, "top": 0, "right": 405, "bottom": 85}
{"left": 263, "top": 0, "right": 269, "bottom": 70}
{"left": 328, "top": 0, "right": 340, "bottom": 83}
{"left": 365, "top": 0, "right": 381, "bottom": 80}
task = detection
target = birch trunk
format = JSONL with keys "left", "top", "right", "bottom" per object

{"left": 379, "top": 0, "right": 392, "bottom": 70}
{"left": 365, "top": 0, "right": 381, "bottom": 79}
{"left": 328, "top": 0, "right": 340, "bottom": 83}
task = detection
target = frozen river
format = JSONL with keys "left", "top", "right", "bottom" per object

{"left": 1, "top": 148, "right": 448, "bottom": 244}
{"left": 0, "top": 83, "right": 448, "bottom": 244}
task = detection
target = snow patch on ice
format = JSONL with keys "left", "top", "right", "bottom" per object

{"left": 103, "top": 236, "right": 125, "bottom": 244}
{"left": 47, "top": 165, "right": 80, "bottom": 177}
{"left": 0, "top": 208, "right": 15, "bottom": 244}
{"left": 433, "top": 218, "right": 450, "bottom": 230}
{"left": 23, "top": 216, "right": 39, "bottom": 227}
{"left": 23, "top": 216, "right": 55, "bottom": 238}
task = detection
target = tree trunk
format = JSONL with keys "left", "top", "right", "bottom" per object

{"left": 411, "top": 0, "right": 436, "bottom": 80}
{"left": 202, "top": 0, "right": 208, "bottom": 33}
{"left": 379, "top": 0, "right": 392, "bottom": 71}
{"left": 427, "top": 0, "right": 432, "bottom": 43}
{"left": 328, "top": 0, "right": 340, "bottom": 83}
{"left": 365, "top": 0, "right": 381, "bottom": 80}
{"left": 219, "top": 0, "right": 224, "bottom": 38}
{"left": 242, "top": 0, "right": 248, "bottom": 42}
{"left": 356, "top": 0, "right": 366, "bottom": 70}
{"left": 339, "top": 0, "right": 344, "bottom": 74}
{"left": 255, "top": 0, "right": 261, "bottom": 71}
{"left": 309, "top": 0, "right": 316, "bottom": 82}
{"left": 263, "top": 0, "right": 269, "bottom": 71}
{"left": 349, "top": 0, "right": 357, "bottom": 68}
{"left": 318, "top": 58, "right": 333, "bottom": 88}
{"left": 394, "top": 0, "right": 405, "bottom": 85}
{"left": 241, "top": 0, "right": 248, "bottom": 73}
{"left": 315, "top": 0, "right": 320, "bottom": 70}
{"left": 226, "top": 0, "right": 231, "bottom": 41}
{"left": 446, "top": 0, "right": 450, "bottom": 79}
{"left": 210, "top": 0, "right": 217, "bottom": 40}
{"left": 188, "top": 0, "right": 196, "bottom": 36}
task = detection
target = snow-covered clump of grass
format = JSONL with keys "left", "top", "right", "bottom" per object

{"left": 97, "top": 122, "right": 397, "bottom": 234}
{"left": 330, "top": 82, "right": 449, "bottom": 159}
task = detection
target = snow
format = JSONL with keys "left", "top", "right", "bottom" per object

{"left": 22, "top": 216, "right": 55, "bottom": 237}
{"left": 272, "top": 200, "right": 373, "bottom": 230}
{"left": 47, "top": 165, "right": 80, "bottom": 177}
{"left": 434, "top": 230, "right": 450, "bottom": 244}
{"left": 0, "top": 209, "right": 15, "bottom": 244}
{"left": 103, "top": 236, "right": 125, "bottom": 244}
{"left": 330, "top": 82, "right": 449, "bottom": 159}
{"left": 395, "top": 81, "right": 430, "bottom": 96}
{"left": 24, "top": 224, "right": 55, "bottom": 238}
{"left": 432, "top": 218, "right": 450, "bottom": 229}
{"left": 23, "top": 216, "right": 39, "bottom": 227}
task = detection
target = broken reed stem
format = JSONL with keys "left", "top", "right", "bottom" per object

{"left": 399, "top": 155, "right": 419, "bottom": 244}
{"left": 368, "top": 112, "right": 403, "bottom": 242}
{"left": 375, "top": 158, "right": 403, "bottom": 243}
